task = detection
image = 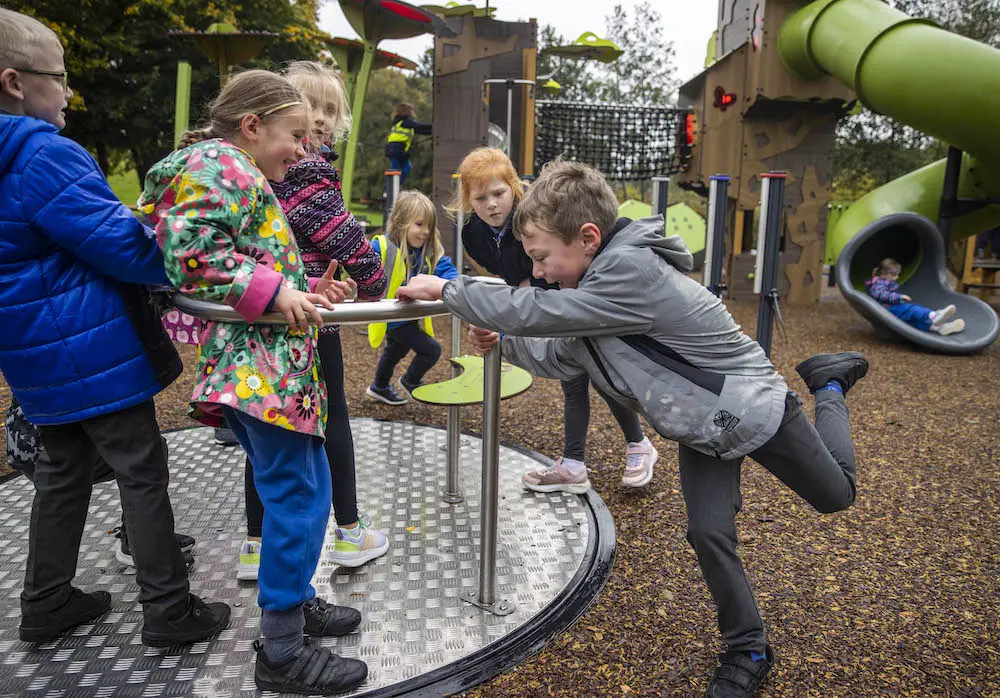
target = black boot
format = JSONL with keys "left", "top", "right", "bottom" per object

{"left": 254, "top": 638, "right": 368, "bottom": 694}
{"left": 303, "top": 596, "right": 361, "bottom": 636}
{"left": 141, "top": 593, "right": 231, "bottom": 647}
{"left": 795, "top": 351, "right": 869, "bottom": 394}
{"left": 20, "top": 588, "right": 112, "bottom": 643}
{"left": 705, "top": 646, "right": 774, "bottom": 697}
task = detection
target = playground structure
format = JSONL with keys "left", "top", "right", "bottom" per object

{"left": 677, "top": 0, "right": 999, "bottom": 353}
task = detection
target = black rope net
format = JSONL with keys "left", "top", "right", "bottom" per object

{"left": 534, "top": 100, "right": 688, "bottom": 180}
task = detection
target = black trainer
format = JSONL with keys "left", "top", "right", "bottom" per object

{"left": 19, "top": 588, "right": 112, "bottom": 643}
{"left": 303, "top": 597, "right": 361, "bottom": 637}
{"left": 113, "top": 525, "right": 195, "bottom": 568}
{"left": 141, "top": 593, "right": 231, "bottom": 647}
{"left": 365, "top": 382, "right": 407, "bottom": 406}
{"left": 794, "top": 351, "right": 869, "bottom": 394}
{"left": 254, "top": 638, "right": 368, "bottom": 695}
{"left": 705, "top": 646, "right": 774, "bottom": 697}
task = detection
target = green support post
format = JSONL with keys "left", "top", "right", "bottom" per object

{"left": 173, "top": 61, "right": 192, "bottom": 149}
{"left": 341, "top": 41, "right": 377, "bottom": 210}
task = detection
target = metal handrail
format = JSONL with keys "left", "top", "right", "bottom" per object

{"left": 172, "top": 294, "right": 450, "bottom": 326}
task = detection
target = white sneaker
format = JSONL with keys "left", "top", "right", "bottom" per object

{"left": 330, "top": 514, "right": 390, "bottom": 567}
{"left": 521, "top": 458, "right": 592, "bottom": 494}
{"left": 622, "top": 438, "right": 658, "bottom": 487}
{"left": 236, "top": 539, "right": 261, "bottom": 581}
{"left": 933, "top": 318, "right": 965, "bottom": 336}
{"left": 929, "top": 304, "right": 956, "bottom": 327}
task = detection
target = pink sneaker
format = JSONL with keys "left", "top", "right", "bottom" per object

{"left": 621, "top": 439, "right": 658, "bottom": 488}
{"left": 521, "top": 458, "right": 591, "bottom": 494}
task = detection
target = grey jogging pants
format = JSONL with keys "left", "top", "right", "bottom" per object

{"left": 678, "top": 390, "right": 856, "bottom": 654}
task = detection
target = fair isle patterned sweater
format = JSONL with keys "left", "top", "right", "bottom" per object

{"left": 271, "top": 154, "right": 387, "bottom": 333}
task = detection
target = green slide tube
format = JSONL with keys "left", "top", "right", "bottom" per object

{"left": 779, "top": 0, "right": 1000, "bottom": 264}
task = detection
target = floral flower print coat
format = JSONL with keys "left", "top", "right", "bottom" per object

{"left": 138, "top": 139, "right": 327, "bottom": 438}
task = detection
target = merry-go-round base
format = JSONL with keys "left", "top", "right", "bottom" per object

{"left": 0, "top": 420, "right": 615, "bottom": 697}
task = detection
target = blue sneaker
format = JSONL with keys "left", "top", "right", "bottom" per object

{"left": 365, "top": 382, "right": 408, "bottom": 406}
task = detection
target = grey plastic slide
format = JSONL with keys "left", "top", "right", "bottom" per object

{"left": 836, "top": 213, "right": 999, "bottom": 354}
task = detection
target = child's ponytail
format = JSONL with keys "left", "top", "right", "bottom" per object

{"left": 177, "top": 128, "right": 218, "bottom": 149}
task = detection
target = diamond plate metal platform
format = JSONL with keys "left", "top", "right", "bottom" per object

{"left": 0, "top": 420, "right": 614, "bottom": 697}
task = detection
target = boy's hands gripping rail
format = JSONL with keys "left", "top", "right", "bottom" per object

{"left": 397, "top": 273, "right": 500, "bottom": 355}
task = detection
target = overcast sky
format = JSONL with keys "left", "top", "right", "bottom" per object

{"left": 317, "top": 0, "right": 719, "bottom": 88}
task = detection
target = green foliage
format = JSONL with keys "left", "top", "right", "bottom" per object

{"left": 12, "top": 0, "right": 329, "bottom": 178}
{"left": 350, "top": 68, "right": 433, "bottom": 204}
{"left": 107, "top": 168, "right": 141, "bottom": 207}
{"left": 537, "top": 1, "right": 676, "bottom": 107}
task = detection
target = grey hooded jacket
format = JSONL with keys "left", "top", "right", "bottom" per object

{"left": 442, "top": 216, "right": 789, "bottom": 460}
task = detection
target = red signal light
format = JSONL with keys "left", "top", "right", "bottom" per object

{"left": 713, "top": 85, "right": 737, "bottom": 111}
{"left": 685, "top": 113, "right": 695, "bottom": 146}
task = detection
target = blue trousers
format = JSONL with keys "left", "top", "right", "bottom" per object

{"left": 388, "top": 156, "right": 412, "bottom": 184}
{"left": 224, "top": 408, "right": 331, "bottom": 612}
{"left": 886, "top": 302, "right": 932, "bottom": 331}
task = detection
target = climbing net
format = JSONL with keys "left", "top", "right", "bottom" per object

{"left": 534, "top": 100, "right": 689, "bottom": 180}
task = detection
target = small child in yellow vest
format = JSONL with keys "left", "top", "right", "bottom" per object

{"left": 367, "top": 191, "right": 458, "bottom": 405}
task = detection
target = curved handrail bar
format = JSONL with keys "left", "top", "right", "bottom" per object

{"left": 172, "top": 295, "right": 450, "bottom": 326}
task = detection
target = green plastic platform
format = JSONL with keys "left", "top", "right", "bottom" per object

{"left": 618, "top": 200, "right": 707, "bottom": 255}
{"left": 411, "top": 355, "right": 533, "bottom": 406}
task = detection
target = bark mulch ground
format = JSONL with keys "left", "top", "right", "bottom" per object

{"left": 1, "top": 297, "right": 998, "bottom": 697}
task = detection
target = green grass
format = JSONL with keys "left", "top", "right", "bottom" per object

{"left": 348, "top": 203, "right": 384, "bottom": 230}
{"left": 108, "top": 169, "right": 141, "bottom": 208}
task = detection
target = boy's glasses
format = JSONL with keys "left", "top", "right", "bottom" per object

{"left": 15, "top": 68, "right": 69, "bottom": 89}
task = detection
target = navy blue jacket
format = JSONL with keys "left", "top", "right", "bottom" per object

{"left": 0, "top": 114, "right": 181, "bottom": 425}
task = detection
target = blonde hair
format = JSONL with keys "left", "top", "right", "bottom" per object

{"left": 385, "top": 191, "right": 443, "bottom": 280}
{"left": 514, "top": 159, "right": 617, "bottom": 243}
{"left": 874, "top": 257, "right": 902, "bottom": 277}
{"left": 0, "top": 9, "right": 61, "bottom": 71}
{"left": 178, "top": 70, "right": 304, "bottom": 148}
{"left": 451, "top": 147, "right": 524, "bottom": 216}
{"left": 283, "top": 61, "right": 352, "bottom": 145}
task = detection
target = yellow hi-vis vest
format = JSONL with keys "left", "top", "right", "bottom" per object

{"left": 367, "top": 234, "right": 435, "bottom": 348}
{"left": 386, "top": 120, "right": 415, "bottom": 152}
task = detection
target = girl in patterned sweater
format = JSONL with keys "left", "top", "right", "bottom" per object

{"left": 866, "top": 258, "right": 965, "bottom": 335}
{"left": 138, "top": 70, "right": 368, "bottom": 696}
{"left": 235, "top": 61, "right": 391, "bottom": 584}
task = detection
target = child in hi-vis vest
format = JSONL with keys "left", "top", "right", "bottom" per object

{"left": 366, "top": 191, "right": 457, "bottom": 405}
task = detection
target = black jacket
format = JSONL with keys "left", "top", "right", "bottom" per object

{"left": 461, "top": 212, "right": 554, "bottom": 289}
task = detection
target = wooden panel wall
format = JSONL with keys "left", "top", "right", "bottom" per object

{"left": 433, "top": 16, "right": 536, "bottom": 258}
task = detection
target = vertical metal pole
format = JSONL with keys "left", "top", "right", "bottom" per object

{"left": 478, "top": 344, "right": 502, "bottom": 605}
{"left": 652, "top": 176, "right": 670, "bottom": 218}
{"left": 505, "top": 80, "right": 514, "bottom": 157}
{"left": 384, "top": 170, "right": 401, "bottom": 223}
{"left": 704, "top": 175, "right": 730, "bottom": 295}
{"left": 443, "top": 175, "right": 465, "bottom": 504}
{"left": 756, "top": 173, "right": 786, "bottom": 357}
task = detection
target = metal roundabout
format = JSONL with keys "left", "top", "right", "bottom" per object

{"left": 0, "top": 292, "right": 616, "bottom": 698}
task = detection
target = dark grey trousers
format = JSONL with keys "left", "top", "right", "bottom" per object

{"left": 561, "top": 373, "right": 645, "bottom": 461}
{"left": 25, "top": 400, "right": 190, "bottom": 621}
{"left": 679, "top": 390, "right": 856, "bottom": 654}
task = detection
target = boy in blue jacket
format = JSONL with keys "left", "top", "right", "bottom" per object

{"left": 0, "top": 8, "right": 229, "bottom": 647}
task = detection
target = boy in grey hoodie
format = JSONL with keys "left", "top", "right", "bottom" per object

{"left": 398, "top": 159, "right": 868, "bottom": 698}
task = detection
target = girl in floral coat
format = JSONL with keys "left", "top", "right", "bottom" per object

{"left": 138, "top": 70, "right": 368, "bottom": 696}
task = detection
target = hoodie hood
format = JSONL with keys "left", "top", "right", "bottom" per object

{"left": 601, "top": 215, "right": 694, "bottom": 273}
{"left": 0, "top": 114, "right": 58, "bottom": 177}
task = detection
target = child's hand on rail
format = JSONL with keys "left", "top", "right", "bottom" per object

{"left": 397, "top": 274, "right": 447, "bottom": 301}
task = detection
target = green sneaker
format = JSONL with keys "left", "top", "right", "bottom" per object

{"left": 330, "top": 515, "right": 389, "bottom": 568}
{"left": 237, "top": 539, "right": 261, "bottom": 581}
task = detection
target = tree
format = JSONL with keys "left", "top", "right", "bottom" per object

{"left": 535, "top": 25, "right": 603, "bottom": 102}
{"left": 599, "top": 1, "right": 677, "bottom": 106}
{"left": 12, "top": 0, "right": 329, "bottom": 180}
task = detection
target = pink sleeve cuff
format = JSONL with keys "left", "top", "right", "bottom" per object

{"left": 308, "top": 276, "right": 321, "bottom": 293}
{"left": 234, "top": 265, "right": 285, "bottom": 322}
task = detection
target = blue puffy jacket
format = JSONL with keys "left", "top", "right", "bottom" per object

{"left": 0, "top": 114, "right": 181, "bottom": 425}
